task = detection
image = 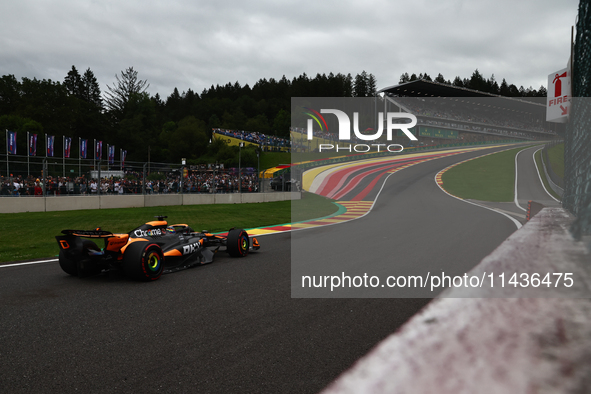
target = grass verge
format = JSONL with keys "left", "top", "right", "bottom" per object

{"left": 547, "top": 142, "right": 565, "bottom": 179}
{"left": 260, "top": 152, "right": 292, "bottom": 170}
{"left": 534, "top": 149, "right": 562, "bottom": 201}
{"left": 0, "top": 193, "right": 338, "bottom": 263}
{"left": 441, "top": 147, "right": 527, "bottom": 202}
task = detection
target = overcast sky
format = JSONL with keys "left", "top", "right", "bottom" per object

{"left": 0, "top": 0, "right": 579, "bottom": 99}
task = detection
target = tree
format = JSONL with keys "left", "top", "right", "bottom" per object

{"left": 104, "top": 67, "right": 149, "bottom": 122}
{"left": 452, "top": 76, "right": 464, "bottom": 87}
{"left": 353, "top": 71, "right": 369, "bottom": 97}
{"left": 0, "top": 74, "right": 20, "bottom": 115}
{"left": 487, "top": 74, "right": 500, "bottom": 95}
{"left": 64, "top": 66, "right": 82, "bottom": 96}
{"left": 499, "top": 78, "right": 510, "bottom": 96}
{"left": 166, "top": 116, "right": 208, "bottom": 162}
{"left": 81, "top": 68, "right": 102, "bottom": 109}
{"left": 273, "top": 109, "right": 290, "bottom": 138}
{"left": 468, "top": 69, "right": 486, "bottom": 91}
{"left": 343, "top": 73, "right": 353, "bottom": 96}
{"left": 367, "top": 73, "right": 377, "bottom": 96}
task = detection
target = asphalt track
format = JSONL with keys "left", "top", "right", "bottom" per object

{"left": 0, "top": 143, "right": 552, "bottom": 393}
{"left": 514, "top": 145, "right": 561, "bottom": 210}
{"left": 292, "top": 145, "right": 521, "bottom": 298}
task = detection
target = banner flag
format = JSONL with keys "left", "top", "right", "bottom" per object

{"left": 95, "top": 140, "right": 102, "bottom": 160}
{"left": 80, "top": 139, "right": 88, "bottom": 159}
{"left": 8, "top": 131, "right": 17, "bottom": 155}
{"left": 64, "top": 137, "right": 72, "bottom": 158}
{"left": 47, "top": 135, "right": 55, "bottom": 157}
{"left": 29, "top": 134, "right": 37, "bottom": 156}
{"left": 108, "top": 145, "right": 115, "bottom": 164}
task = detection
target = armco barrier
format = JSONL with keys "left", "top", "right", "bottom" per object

{"left": 0, "top": 192, "right": 298, "bottom": 213}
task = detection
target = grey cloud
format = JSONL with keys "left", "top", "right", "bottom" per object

{"left": 0, "top": 0, "right": 579, "bottom": 98}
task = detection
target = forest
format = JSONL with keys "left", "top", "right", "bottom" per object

{"left": 0, "top": 66, "right": 545, "bottom": 167}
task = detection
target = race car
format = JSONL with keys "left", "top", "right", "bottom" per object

{"left": 55, "top": 216, "right": 260, "bottom": 281}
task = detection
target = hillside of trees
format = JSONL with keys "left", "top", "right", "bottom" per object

{"left": 399, "top": 69, "right": 547, "bottom": 97}
{"left": 0, "top": 66, "right": 545, "bottom": 166}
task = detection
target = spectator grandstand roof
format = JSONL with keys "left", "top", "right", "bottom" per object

{"left": 379, "top": 79, "right": 497, "bottom": 98}
{"left": 378, "top": 79, "right": 546, "bottom": 114}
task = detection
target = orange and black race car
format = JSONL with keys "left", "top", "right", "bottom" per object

{"left": 55, "top": 216, "right": 260, "bottom": 281}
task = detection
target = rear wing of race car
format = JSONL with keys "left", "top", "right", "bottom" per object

{"left": 60, "top": 229, "right": 114, "bottom": 238}
{"left": 57, "top": 229, "right": 129, "bottom": 255}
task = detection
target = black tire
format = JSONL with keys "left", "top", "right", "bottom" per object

{"left": 122, "top": 242, "right": 164, "bottom": 281}
{"left": 59, "top": 249, "right": 78, "bottom": 276}
{"left": 227, "top": 228, "right": 249, "bottom": 257}
{"left": 59, "top": 240, "right": 100, "bottom": 276}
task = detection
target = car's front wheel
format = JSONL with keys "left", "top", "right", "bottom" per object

{"left": 226, "top": 228, "right": 249, "bottom": 257}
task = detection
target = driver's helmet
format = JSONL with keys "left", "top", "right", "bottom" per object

{"left": 165, "top": 226, "right": 176, "bottom": 234}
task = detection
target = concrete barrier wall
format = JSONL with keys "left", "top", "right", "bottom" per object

{"left": 322, "top": 208, "right": 591, "bottom": 393}
{"left": 145, "top": 194, "right": 183, "bottom": 207}
{"left": 0, "top": 192, "right": 299, "bottom": 214}
{"left": 0, "top": 197, "right": 47, "bottom": 213}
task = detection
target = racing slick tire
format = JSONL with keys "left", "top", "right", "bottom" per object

{"left": 58, "top": 250, "right": 77, "bottom": 276}
{"left": 122, "top": 242, "right": 164, "bottom": 281}
{"left": 59, "top": 240, "right": 100, "bottom": 276}
{"left": 226, "top": 228, "right": 249, "bottom": 257}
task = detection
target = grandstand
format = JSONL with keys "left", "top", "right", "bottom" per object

{"left": 377, "top": 79, "right": 563, "bottom": 144}
{"left": 212, "top": 129, "right": 291, "bottom": 152}
{"left": 291, "top": 81, "right": 561, "bottom": 155}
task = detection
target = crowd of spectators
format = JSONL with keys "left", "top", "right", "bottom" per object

{"left": 213, "top": 128, "right": 290, "bottom": 150}
{"left": 0, "top": 170, "right": 260, "bottom": 197}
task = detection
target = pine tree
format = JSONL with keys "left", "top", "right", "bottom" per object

{"left": 367, "top": 73, "right": 377, "bottom": 96}
{"left": 104, "top": 67, "right": 149, "bottom": 120}
{"left": 64, "top": 66, "right": 82, "bottom": 96}
{"left": 81, "top": 68, "right": 102, "bottom": 109}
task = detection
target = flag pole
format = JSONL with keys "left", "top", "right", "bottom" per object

{"left": 5, "top": 130, "right": 9, "bottom": 177}
{"left": 27, "top": 131, "right": 30, "bottom": 177}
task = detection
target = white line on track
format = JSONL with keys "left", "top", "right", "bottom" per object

{"left": 0, "top": 259, "right": 58, "bottom": 268}
{"left": 434, "top": 170, "right": 523, "bottom": 230}
{"left": 514, "top": 148, "right": 527, "bottom": 212}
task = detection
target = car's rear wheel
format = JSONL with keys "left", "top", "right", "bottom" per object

{"left": 59, "top": 250, "right": 78, "bottom": 276}
{"left": 227, "top": 228, "right": 249, "bottom": 257}
{"left": 122, "top": 242, "right": 164, "bottom": 281}
{"left": 59, "top": 240, "right": 100, "bottom": 276}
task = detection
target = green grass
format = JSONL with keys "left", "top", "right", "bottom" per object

{"left": 547, "top": 143, "right": 565, "bottom": 179}
{"left": 534, "top": 149, "right": 561, "bottom": 201}
{"left": 260, "top": 152, "right": 291, "bottom": 170}
{"left": 0, "top": 195, "right": 338, "bottom": 263}
{"left": 291, "top": 192, "right": 339, "bottom": 223}
{"left": 441, "top": 147, "right": 526, "bottom": 202}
